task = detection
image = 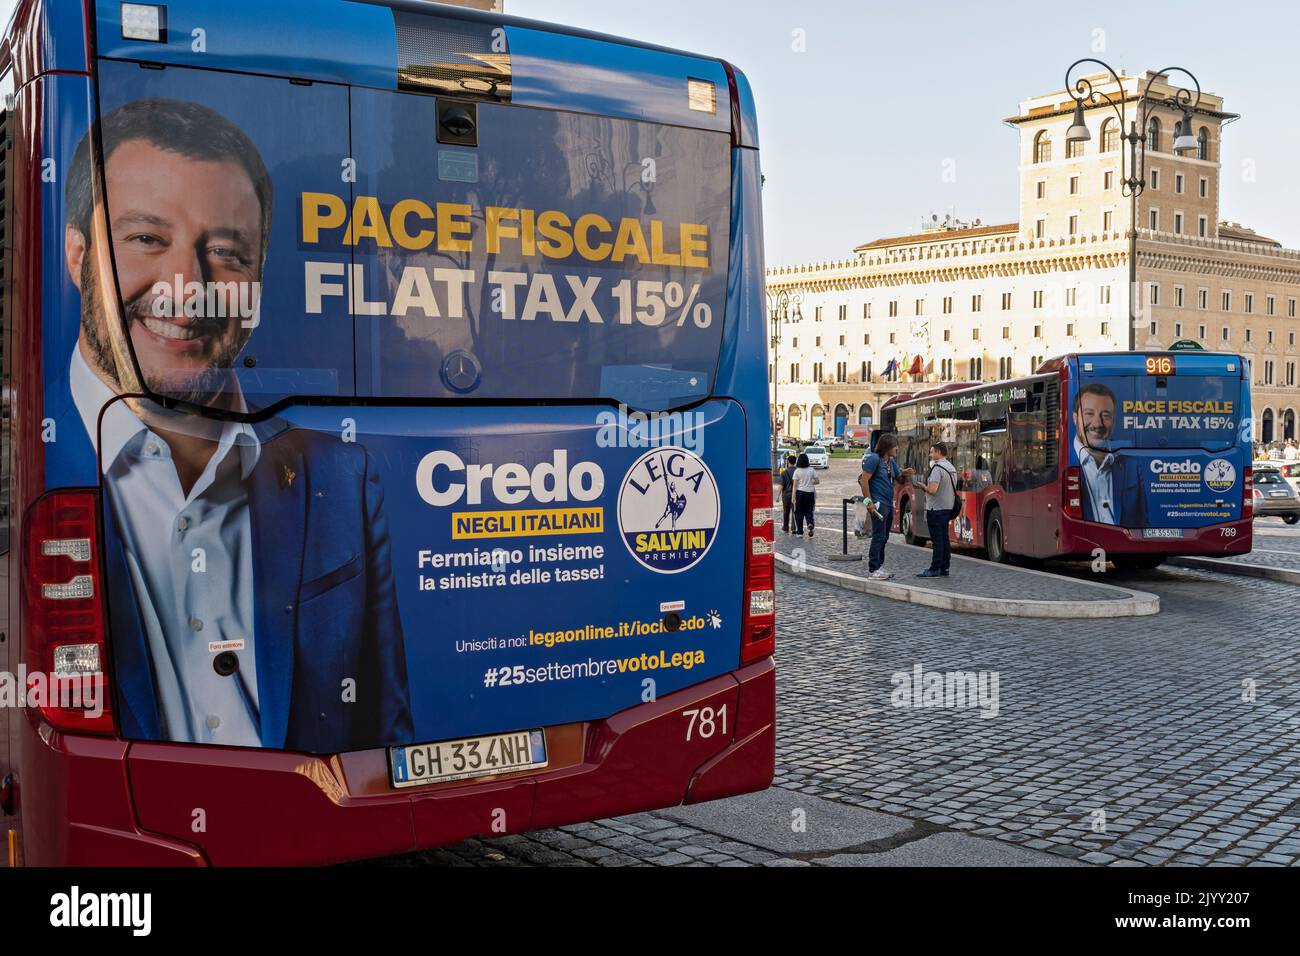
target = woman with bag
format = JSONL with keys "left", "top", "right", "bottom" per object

{"left": 911, "top": 441, "right": 960, "bottom": 578}
{"left": 791, "top": 452, "right": 819, "bottom": 538}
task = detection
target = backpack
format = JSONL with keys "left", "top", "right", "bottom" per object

{"left": 931, "top": 462, "right": 962, "bottom": 522}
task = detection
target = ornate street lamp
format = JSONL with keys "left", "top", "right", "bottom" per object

{"left": 1064, "top": 61, "right": 1202, "bottom": 351}
{"left": 765, "top": 286, "right": 803, "bottom": 471}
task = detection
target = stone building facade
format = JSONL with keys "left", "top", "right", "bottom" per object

{"left": 767, "top": 71, "right": 1300, "bottom": 444}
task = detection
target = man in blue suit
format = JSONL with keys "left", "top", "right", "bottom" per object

{"left": 60, "top": 99, "right": 412, "bottom": 753}
{"left": 1072, "top": 383, "right": 1147, "bottom": 527}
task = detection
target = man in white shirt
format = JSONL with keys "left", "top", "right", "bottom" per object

{"left": 60, "top": 98, "right": 411, "bottom": 751}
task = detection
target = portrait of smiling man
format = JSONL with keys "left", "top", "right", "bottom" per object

{"left": 60, "top": 98, "right": 413, "bottom": 752}
{"left": 1072, "top": 382, "right": 1147, "bottom": 528}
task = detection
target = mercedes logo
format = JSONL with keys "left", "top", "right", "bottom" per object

{"left": 441, "top": 350, "right": 481, "bottom": 394}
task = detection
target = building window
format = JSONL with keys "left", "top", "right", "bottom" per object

{"left": 1100, "top": 285, "right": 1112, "bottom": 306}
{"left": 838, "top": 304, "right": 847, "bottom": 320}
{"left": 1221, "top": 326, "right": 1229, "bottom": 342}
{"left": 814, "top": 306, "right": 822, "bottom": 321}
{"left": 999, "top": 356, "right": 1013, "bottom": 378}
{"left": 1066, "top": 287, "right": 1078, "bottom": 307}
{"left": 864, "top": 334, "right": 870, "bottom": 345}
{"left": 942, "top": 358, "right": 954, "bottom": 380}
{"left": 1245, "top": 293, "right": 1254, "bottom": 314}
{"left": 1199, "top": 176, "right": 1208, "bottom": 198}
{"left": 1069, "top": 175, "right": 1079, "bottom": 195}
{"left": 1033, "top": 324, "right": 1042, "bottom": 338}
{"left": 1175, "top": 322, "right": 1183, "bottom": 337}
{"left": 1103, "top": 209, "right": 1113, "bottom": 231}
{"left": 1197, "top": 127, "right": 1208, "bottom": 161}
{"left": 1103, "top": 170, "right": 1114, "bottom": 190}
{"left": 1265, "top": 360, "right": 1274, "bottom": 386}
{"left": 889, "top": 332, "right": 896, "bottom": 344}
{"left": 1149, "top": 208, "right": 1159, "bottom": 230}
{"left": 1033, "top": 290, "right": 1044, "bottom": 309}
{"left": 1036, "top": 180, "right": 1046, "bottom": 199}
{"left": 1150, "top": 321, "right": 1158, "bottom": 336}
{"left": 1101, "top": 321, "right": 1110, "bottom": 336}
{"left": 1198, "top": 325, "right": 1206, "bottom": 340}
{"left": 1267, "top": 295, "right": 1276, "bottom": 316}
{"left": 1174, "top": 286, "right": 1185, "bottom": 308}
{"left": 815, "top": 336, "right": 821, "bottom": 347}
{"left": 1002, "top": 326, "right": 1010, "bottom": 340}
{"left": 864, "top": 302, "right": 871, "bottom": 319}
{"left": 1147, "top": 117, "right": 1162, "bottom": 152}
{"left": 888, "top": 300, "right": 898, "bottom": 317}
{"left": 1289, "top": 362, "right": 1297, "bottom": 387}
{"left": 1198, "top": 215, "right": 1207, "bottom": 237}
{"left": 1001, "top": 292, "right": 1012, "bottom": 311}
{"left": 1245, "top": 329, "right": 1253, "bottom": 344}
{"left": 839, "top": 335, "right": 846, "bottom": 346}
{"left": 1066, "top": 138, "right": 1084, "bottom": 160}
{"left": 972, "top": 328, "right": 980, "bottom": 341}
{"left": 1066, "top": 322, "right": 1075, "bottom": 337}
{"left": 791, "top": 337, "right": 798, "bottom": 348}
{"left": 943, "top": 296, "right": 953, "bottom": 314}
{"left": 943, "top": 328, "right": 951, "bottom": 342}
{"left": 1035, "top": 218, "right": 1045, "bottom": 239}
{"left": 1175, "top": 173, "right": 1184, "bottom": 194}
{"left": 790, "top": 363, "right": 798, "bottom": 381}
{"left": 1267, "top": 329, "right": 1274, "bottom": 346}
{"left": 1290, "top": 298, "right": 1298, "bottom": 318}
{"left": 836, "top": 361, "right": 847, "bottom": 383}
{"left": 915, "top": 298, "right": 925, "bottom": 316}
{"left": 970, "top": 356, "right": 983, "bottom": 379}
{"left": 1174, "top": 212, "right": 1183, "bottom": 234}
{"left": 1222, "top": 291, "right": 1232, "bottom": 312}
{"left": 1033, "top": 130, "right": 1052, "bottom": 163}
{"left": 1149, "top": 283, "right": 1159, "bottom": 306}
{"left": 1068, "top": 214, "right": 1079, "bottom": 235}
{"left": 972, "top": 295, "right": 982, "bottom": 312}
{"left": 1199, "top": 288, "right": 1209, "bottom": 310}
{"left": 1101, "top": 119, "right": 1119, "bottom": 152}
{"left": 1150, "top": 168, "right": 1160, "bottom": 190}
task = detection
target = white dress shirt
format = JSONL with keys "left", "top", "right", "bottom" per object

{"left": 71, "top": 346, "right": 263, "bottom": 745}
{"left": 1074, "top": 436, "right": 1118, "bottom": 526}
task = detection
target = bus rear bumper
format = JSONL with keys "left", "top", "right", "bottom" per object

{"left": 17, "top": 659, "right": 775, "bottom": 866}
{"left": 1057, "top": 517, "right": 1253, "bottom": 558}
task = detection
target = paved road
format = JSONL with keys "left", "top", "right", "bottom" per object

{"left": 385, "top": 557, "right": 1300, "bottom": 867}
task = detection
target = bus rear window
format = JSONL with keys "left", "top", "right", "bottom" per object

{"left": 1076, "top": 372, "right": 1242, "bottom": 451}
{"left": 89, "top": 61, "right": 731, "bottom": 414}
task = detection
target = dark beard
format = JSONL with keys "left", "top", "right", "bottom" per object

{"left": 78, "top": 256, "right": 244, "bottom": 407}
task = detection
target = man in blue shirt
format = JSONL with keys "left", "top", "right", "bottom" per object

{"left": 860, "top": 434, "right": 913, "bottom": 579}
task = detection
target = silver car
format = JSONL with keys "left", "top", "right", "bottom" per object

{"left": 1253, "top": 467, "right": 1300, "bottom": 524}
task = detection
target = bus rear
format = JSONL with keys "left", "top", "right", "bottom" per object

{"left": 5, "top": 0, "right": 773, "bottom": 866}
{"left": 1058, "top": 351, "right": 1253, "bottom": 563}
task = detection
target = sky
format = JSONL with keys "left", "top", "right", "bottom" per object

{"left": 509, "top": 0, "right": 1300, "bottom": 267}
{"left": 3, "top": 0, "right": 1295, "bottom": 267}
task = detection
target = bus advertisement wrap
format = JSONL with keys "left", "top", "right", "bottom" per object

{"left": 1069, "top": 372, "right": 1247, "bottom": 529}
{"left": 41, "top": 65, "right": 742, "bottom": 753}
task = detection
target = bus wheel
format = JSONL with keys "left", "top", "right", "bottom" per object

{"left": 901, "top": 500, "right": 922, "bottom": 545}
{"left": 985, "top": 508, "right": 1007, "bottom": 563}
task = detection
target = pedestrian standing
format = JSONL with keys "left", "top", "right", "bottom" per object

{"left": 912, "top": 441, "right": 959, "bottom": 578}
{"left": 792, "top": 452, "right": 819, "bottom": 537}
{"left": 859, "top": 433, "right": 914, "bottom": 579}
{"left": 779, "top": 454, "right": 797, "bottom": 532}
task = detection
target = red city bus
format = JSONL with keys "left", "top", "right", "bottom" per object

{"left": 877, "top": 351, "right": 1254, "bottom": 570}
{"left": 0, "top": 0, "right": 774, "bottom": 866}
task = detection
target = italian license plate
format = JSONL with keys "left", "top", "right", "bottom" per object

{"left": 389, "top": 729, "right": 547, "bottom": 788}
{"left": 1270, "top": 491, "right": 1288, "bottom": 497}
{"left": 1142, "top": 528, "right": 1184, "bottom": 539}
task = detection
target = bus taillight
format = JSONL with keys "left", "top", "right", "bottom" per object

{"left": 1064, "top": 466, "right": 1083, "bottom": 519}
{"left": 1243, "top": 466, "right": 1254, "bottom": 519}
{"left": 21, "top": 491, "right": 117, "bottom": 734}
{"left": 742, "top": 470, "right": 775, "bottom": 663}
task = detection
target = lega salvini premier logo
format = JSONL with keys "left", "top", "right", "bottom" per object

{"left": 618, "top": 448, "right": 720, "bottom": 574}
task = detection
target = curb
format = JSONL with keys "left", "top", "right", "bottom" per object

{"left": 776, "top": 550, "right": 1160, "bottom": 619}
{"left": 1168, "top": 555, "right": 1300, "bottom": 585}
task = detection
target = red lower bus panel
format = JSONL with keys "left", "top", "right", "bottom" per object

{"left": 22, "top": 659, "right": 774, "bottom": 865}
{"left": 17, "top": 725, "right": 204, "bottom": 866}
{"left": 127, "top": 746, "right": 418, "bottom": 867}
{"left": 530, "top": 658, "right": 774, "bottom": 829}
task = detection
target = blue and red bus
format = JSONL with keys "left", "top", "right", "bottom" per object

{"left": 0, "top": 0, "right": 774, "bottom": 865}
{"left": 880, "top": 351, "right": 1254, "bottom": 569}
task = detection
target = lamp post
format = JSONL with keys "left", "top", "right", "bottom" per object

{"left": 765, "top": 286, "right": 803, "bottom": 473}
{"left": 1064, "top": 61, "right": 1201, "bottom": 352}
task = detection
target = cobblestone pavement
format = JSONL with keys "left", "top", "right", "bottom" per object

{"left": 390, "top": 561, "right": 1300, "bottom": 868}
{"left": 1201, "top": 532, "right": 1300, "bottom": 571}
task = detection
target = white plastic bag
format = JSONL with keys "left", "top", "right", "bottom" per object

{"left": 853, "top": 498, "right": 869, "bottom": 536}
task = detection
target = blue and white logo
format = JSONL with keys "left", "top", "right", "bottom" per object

{"left": 618, "top": 448, "right": 720, "bottom": 574}
{"left": 1204, "top": 458, "right": 1236, "bottom": 492}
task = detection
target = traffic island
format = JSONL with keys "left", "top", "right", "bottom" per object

{"left": 776, "top": 518, "right": 1159, "bottom": 619}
